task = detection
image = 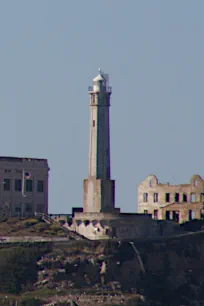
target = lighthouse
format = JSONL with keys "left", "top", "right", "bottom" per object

{"left": 83, "top": 70, "right": 116, "bottom": 213}
{"left": 71, "top": 70, "right": 164, "bottom": 240}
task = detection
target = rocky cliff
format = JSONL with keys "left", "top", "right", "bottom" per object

{"left": 1, "top": 229, "right": 204, "bottom": 305}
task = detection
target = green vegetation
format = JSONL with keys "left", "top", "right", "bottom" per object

{"left": 0, "top": 216, "right": 7, "bottom": 223}
{"left": 0, "top": 245, "right": 48, "bottom": 294}
{"left": 23, "top": 219, "right": 39, "bottom": 228}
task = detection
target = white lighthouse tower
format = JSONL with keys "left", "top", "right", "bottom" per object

{"left": 71, "top": 70, "right": 162, "bottom": 240}
{"left": 83, "top": 69, "right": 116, "bottom": 213}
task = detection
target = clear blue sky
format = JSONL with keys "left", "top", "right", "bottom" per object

{"left": 0, "top": 1, "right": 203, "bottom": 213}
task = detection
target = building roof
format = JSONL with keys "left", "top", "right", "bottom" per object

{"left": 0, "top": 156, "right": 47, "bottom": 162}
{"left": 93, "top": 73, "right": 105, "bottom": 82}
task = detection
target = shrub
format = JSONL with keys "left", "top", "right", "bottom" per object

{"left": 33, "top": 222, "right": 49, "bottom": 232}
{"left": 23, "top": 219, "right": 39, "bottom": 228}
{"left": 0, "top": 246, "right": 47, "bottom": 294}
{"left": 7, "top": 217, "right": 19, "bottom": 224}
{"left": 43, "top": 230, "right": 55, "bottom": 236}
{"left": 50, "top": 224, "right": 61, "bottom": 231}
{"left": 56, "top": 231, "right": 67, "bottom": 237}
{"left": 20, "top": 297, "right": 42, "bottom": 306}
{"left": 59, "top": 219, "right": 66, "bottom": 226}
{"left": 67, "top": 218, "right": 73, "bottom": 226}
{"left": 0, "top": 216, "right": 7, "bottom": 223}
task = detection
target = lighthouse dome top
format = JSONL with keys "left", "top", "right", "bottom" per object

{"left": 93, "top": 74, "right": 104, "bottom": 82}
{"left": 88, "top": 69, "right": 112, "bottom": 93}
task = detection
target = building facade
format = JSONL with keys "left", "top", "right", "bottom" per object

{"left": 138, "top": 174, "right": 204, "bottom": 223}
{"left": 0, "top": 156, "right": 49, "bottom": 217}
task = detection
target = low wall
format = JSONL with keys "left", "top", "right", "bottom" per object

{"left": 0, "top": 236, "right": 69, "bottom": 243}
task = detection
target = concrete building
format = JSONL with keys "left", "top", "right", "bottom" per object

{"left": 138, "top": 174, "right": 204, "bottom": 223}
{"left": 71, "top": 70, "right": 179, "bottom": 239}
{"left": 0, "top": 156, "right": 49, "bottom": 217}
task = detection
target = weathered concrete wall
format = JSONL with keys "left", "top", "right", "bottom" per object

{"left": 0, "top": 236, "right": 69, "bottom": 243}
{"left": 138, "top": 174, "right": 204, "bottom": 223}
{"left": 71, "top": 212, "right": 180, "bottom": 240}
{"left": 83, "top": 179, "right": 115, "bottom": 213}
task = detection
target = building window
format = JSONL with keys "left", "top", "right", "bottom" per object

{"left": 3, "top": 179, "right": 10, "bottom": 191}
{"left": 188, "top": 210, "right": 195, "bottom": 220}
{"left": 154, "top": 210, "right": 158, "bottom": 220}
{"left": 15, "top": 179, "right": 22, "bottom": 192}
{"left": 172, "top": 211, "right": 180, "bottom": 222}
{"left": 165, "top": 193, "right": 170, "bottom": 202}
{"left": 144, "top": 210, "right": 148, "bottom": 214}
{"left": 25, "top": 203, "right": 32, "bottom": 213}
{"left": 190, "top": 193, "right": 196, "bottom": 202}
{"left": 153, "top": 193, "right": 158, "bottom": 202}
{"left": 166, "top": 211, "right": 170, "bottom": 220}
{"left": 4, "top": 169, "right": 11, "bottom": 173}
{"left": 26, "top": 180, "right": 32, "bottom": 192}
{"left": 37, "top": 180, "right": 44, "bottom": 193}
{"left": 149, "top": 180, "right": 152, "bottom": 187}
{"left": 183, "top": 193, "right": 187, "bottom": 202}
{"left": 194, "top": 180, "right": 198, "bottom": 187}
{"left": 93, "top": 120, "right": 95, "bottom": 127}
{"left": 92, "top": 95, "right": 95, "bottom": 103}
{"left": 15, "top": 206, "right": 21, "bottom": 213}
{"left": 37, "top": 204, "right": 45, "bottom": 213}
{"left": 175, "top": 193, "right": 179, "bottom": 203}
{"left": 143, "top": 193, "right": 148, "bottom": 202}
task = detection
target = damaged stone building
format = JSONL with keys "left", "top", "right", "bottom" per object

{"left": 137, "top": 174, "right": 204, "bottom": 223}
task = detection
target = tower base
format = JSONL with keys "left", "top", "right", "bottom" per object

{"left": 83, "top": 178, "right": 116, "bottom": 213}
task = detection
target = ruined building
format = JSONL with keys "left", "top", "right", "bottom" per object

{"left": 70, "top": 70, "right": 178, "bottom": 239}
{"left": 138, "top": 174, "right": 204, "bottom": 223}
{"left": 0, "top": 157, "right": 49, "bottom": 217}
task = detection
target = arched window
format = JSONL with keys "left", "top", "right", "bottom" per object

{"left": 143, "top": 193, "right": 148, "bottom": 202}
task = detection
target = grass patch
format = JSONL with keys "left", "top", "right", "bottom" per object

{"left": 22, "top": 288, "right": 67, "bottom": 298}
{"left": 33, "top": 222, "right": 49, "bottom": 232}
{"left": 50, "top": 224, "right": 61, "bottom": 231}
{"left": 23, "top": 219, "right": 39, "bottom": 228}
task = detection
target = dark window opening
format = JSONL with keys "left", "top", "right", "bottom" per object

{"left": 37, "top": 180, "right": 44, "bottom": 193}
{"left": 15, "top": 179, "right": 22, "bottom": 192}
{"left": 26, "top": 180, "right": 32, "bottom": 192}
{"left": 143, "top": 193, "right": 148, "bottom": 202}
{"left": 175, "top": 193, "right": 179, "bottom": 202}
{"left": 37, "top": 204, "right": 45, "bottom": 213}
{"left": 153, "top": 193, "right": 158, "bottom": 202}
{"left": 25, "top": 203, "right": 32, "bottom": 213}
{"left": 3, "top": 179, "right": 10, "bottom": 191}
{"left": 183, "top": 193, "right": 187, "bottom": 202}
{"left": 93, "top": 120, "right": 95, "bottom": 127}
{"left": 166, "top": 211, "right": 170, "bottom": 220}
{"left": 154, "top": 210, "right": 158, "bottom": 220}
{"left": 144, "top": 210, "right": 148, "bottom": 214}
{"left": 172, "top": 211, "right": 180, "bottom": 222}
{"left": 189, "top": 210, "right": 193, "bottom": 221}
{"left": 165, "top": 193, "right": 170, "bottom": 202}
